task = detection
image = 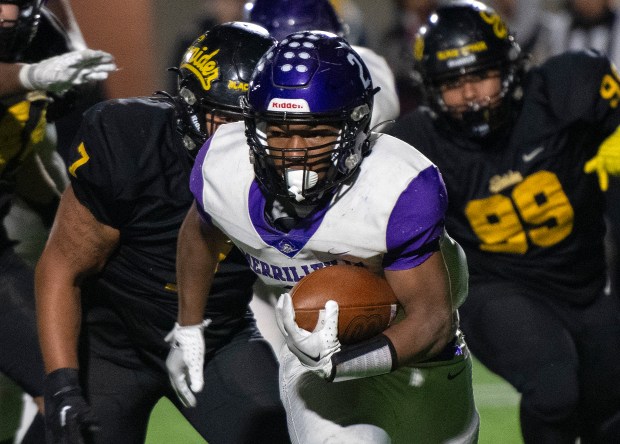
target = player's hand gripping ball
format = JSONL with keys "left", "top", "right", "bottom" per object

{"left": 290, "top": 265, "right": 399, "bottom": 344}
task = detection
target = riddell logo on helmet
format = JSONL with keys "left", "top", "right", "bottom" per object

{"left": 267, "top": 99, "right": 310, "bottom": 112}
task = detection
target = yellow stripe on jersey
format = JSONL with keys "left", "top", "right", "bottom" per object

{"left": 68, "top": 142, "right": 91, "bottom": 177}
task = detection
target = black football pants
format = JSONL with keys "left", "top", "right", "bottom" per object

{"left": 0, "top": 246, "right": 45, "bottom": 397}
{"left": 78, "top": 300, "right": 290, "bottom": 444}
{"left": 459, "top": 278, "right": 620, "bottom": 444}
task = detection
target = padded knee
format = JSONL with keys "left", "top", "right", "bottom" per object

{"left": 519, "top": 364, "right": 580, "bottom": 442}
{"left": 520, "top": 363, "right": 579, "bottom": 424}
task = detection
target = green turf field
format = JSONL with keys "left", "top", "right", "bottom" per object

{"left": 144, "top": 357, "right": 522, "bottom": 444}
{"left": 0, "top": 357, "right": 520, "bottom": 443}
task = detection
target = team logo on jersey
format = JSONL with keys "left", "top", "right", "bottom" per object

{"left": 278, "top": 240, "right": 298, "bottom": 254}
{"left": 267, "top": 98, "right": 310, "bottom": 112}
{"left": 181, "top": 38, "right": 220, "bottom": 91}
{"left": 488, "top": 170, "right": 523, "bottom": 193}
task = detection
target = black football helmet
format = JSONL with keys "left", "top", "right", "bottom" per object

{"left": 244, "top": 31, "right": 376, "bottom": 206}
{"left": 174, "top": 21, "right": 276, "bottom": 155}
{"left": 414, "top": 0, "right": 524, "bottom": 139}
{"left": 0, "top": 0, "right": 43, "bottom": 62}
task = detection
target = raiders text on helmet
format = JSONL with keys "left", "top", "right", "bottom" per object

{"left": 175, "top": 21, "right": 276, "bottom": 154}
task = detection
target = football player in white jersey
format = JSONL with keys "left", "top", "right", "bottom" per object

{"left": 243, "top": 0, "right": 401, "bottom": 351}
{"left": 168, "top": 31, "right": 478, "bottom": 443}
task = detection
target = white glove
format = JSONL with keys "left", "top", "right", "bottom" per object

{"left": 19, "top": 48, "right": 117, "bottom": 94}
{"left": 164, "top": 319, "right": 211, "bottom": 408}
{"left": 275, "top": 293, "right": 341, "bottom": 379}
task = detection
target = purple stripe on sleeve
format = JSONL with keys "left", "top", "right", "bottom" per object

{"left": 383, "top": 165, "right": 448, "bottom": 270}
{"left": 189, "top": 138, "right": 213, "bottom": 225}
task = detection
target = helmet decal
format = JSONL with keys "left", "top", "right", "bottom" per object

{"left": 438, "top": 41, "right": 489, "bottom": 70}
{"left": 173, "top": 21, "right": 276, "bottom": 154}
{"left": 480, "top": 11, "right": 508, "bottom": 39}
{"left": 180, "top": 38, "right": 220, "bottom": 91}
{"left": 267, "top": 98, "right": 311, "bottom": 111}
{"left": 347, "top": 52, "right": 372, "bottom": 89}
{"left": 227, "top": 80, "right": 249, "bottom": 91}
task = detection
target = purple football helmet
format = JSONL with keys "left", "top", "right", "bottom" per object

{"left": 243, "top": 0, "right": 346, "bottom": 41}
{"left": 244, "top": 31, "right": 376, "bottom": 206}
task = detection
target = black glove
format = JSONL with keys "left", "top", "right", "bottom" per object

{"left": 44, "top": 368, "right": 99, "bottom": 444}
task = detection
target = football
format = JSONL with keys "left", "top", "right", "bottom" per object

{"left": 290, "top": 265, "right": 399, "bottom": 344}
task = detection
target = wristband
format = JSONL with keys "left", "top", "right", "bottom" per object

{"left": 18, "top": 64, "right": 35, "bottom": 90}
{"left": 45, "top": 368, "right": 81, "bottom": 397}
{"left": 329, "top": 334, "right": 397, "bottom": 382}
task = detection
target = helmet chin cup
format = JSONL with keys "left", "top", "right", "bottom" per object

{"left": 286, "top": 169, "right": 318, "bottom": 202}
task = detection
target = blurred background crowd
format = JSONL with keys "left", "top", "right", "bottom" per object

{"left": 76, "top": 0, "right": 620, "bottom": 107}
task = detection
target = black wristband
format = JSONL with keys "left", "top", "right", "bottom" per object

{"left": 44, "top": 368, "right": 81, "bottom": 398}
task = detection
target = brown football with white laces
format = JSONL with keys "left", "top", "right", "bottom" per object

{"left": 290, "top": 265, "right": 399, "bottom": 344}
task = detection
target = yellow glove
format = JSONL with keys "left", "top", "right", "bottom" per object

{"left": 584, "top": 126, "right": 620, "bottom": 191}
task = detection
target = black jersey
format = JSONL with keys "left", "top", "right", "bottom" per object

{"left": 66, "top": 97, "right": 257, "bottom": 353}
{"left": 388, "top": 51, "right": 620, "bottom": 304}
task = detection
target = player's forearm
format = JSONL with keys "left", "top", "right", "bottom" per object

{"left": 384, "top": 252, "right": 455, "bottom": 365}
{"left": 35, "top": 258, "right": 82, "bottom": 372}
{"left": 0, "top": 63, "right": 27, "bottom": 95}
{"left": 176, "top": 203, "right": 219, "bottom": 325}
{"left": 383, "top": 309, "right": 454, "bottom": 366}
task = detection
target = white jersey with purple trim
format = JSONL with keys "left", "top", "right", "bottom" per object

{"left": 190, "top": 121, "right": 446, "bottom": 290}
